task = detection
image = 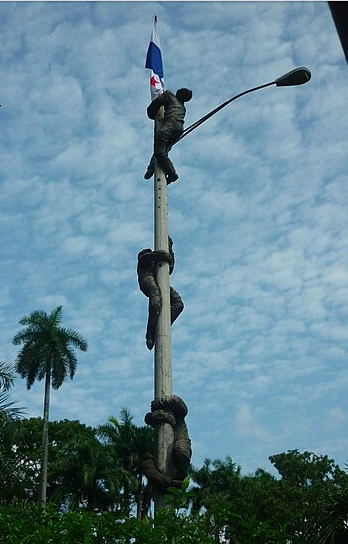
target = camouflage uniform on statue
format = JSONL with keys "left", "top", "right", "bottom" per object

{"left": 144, "top": 88, "right": 193, "bottom": 184}
{"left": 137, "top": 237, "right": 184, "bottom": 350}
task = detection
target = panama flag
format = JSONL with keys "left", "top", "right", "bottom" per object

{"left": 145, "top": 16, "right": 164, "bottom": 100}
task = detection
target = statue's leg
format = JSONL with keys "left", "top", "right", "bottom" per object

{"left": 170, "top": 286, "right": 184, "bottom": 325}
{"left": 154, "top": 128, "right": 178, "bottom": 183}
{"left": 144, "top": 155, "right": 155, "bottom": 180}
{"left": 144, "top": 278, "right": 162, "bottom": 350}
{"left": 173, "top": 421, "right": 192, "bottom": 481}
{"left": 141, "top": 458, "right": 182, "bottom": 492}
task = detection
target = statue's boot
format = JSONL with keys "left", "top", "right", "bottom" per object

{"left": 144, "top": 157, "right": 178, "bottom": 183}
{"left": 146, "top": 335, "right": 154, "bottom": 350}
{"left": 170, "top": 287, "right": 184, "bottom": 324}
{"left": 154, "top": 134, "right": 179, "bottom": 183}
{"left": 146, "top": 161, "right": 178, "bottom": 184}
{"left": 145, "top": 284, "right": 161, "bottom": 350}
{"left": 146, "top": 318, "right": 155, "bottom": 350}
{"left": 144, "top": 156, "right": 155, "bottom": 179}
{"left": 166, "top": 172, "right": 179, "bottom": 184}
{"left": 141, "top": 459, "right": 183, "bottom": 491}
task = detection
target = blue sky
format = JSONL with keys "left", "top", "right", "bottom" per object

{"left": 1, "top": 1, "right": 348, "bottom": 476}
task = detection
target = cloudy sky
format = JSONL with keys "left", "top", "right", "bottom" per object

{"left": 1, "top": 0, "right": 348, "bottom": 476}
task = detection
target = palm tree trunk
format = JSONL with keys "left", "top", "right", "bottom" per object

{"left": 124, "top": 479, "right": 130, "bottom": 519}
{"left": 87, "top": 494, "right": 94, "bottom": 512}
{"left": 39, "top": 363, "right": 51, "bottom": 509}
{"left": 136, "top": 474, "right": 143, "bottom": 521}
{"left": 213, "top": 520, "right": 220, "bottom": 543}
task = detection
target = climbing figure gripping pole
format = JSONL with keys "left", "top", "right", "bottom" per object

{"left": 144, "top": 88, "right": 193, "bottom": 184}
{"left": 137, "top": 237, "right": 184, "bottom": 350}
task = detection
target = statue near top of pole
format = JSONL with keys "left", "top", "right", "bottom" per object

{"left": 144, "top": 16, "right": 192, "bottom": 185}
{"left": 144, "top": 88, "right": 193, "bottom": 184}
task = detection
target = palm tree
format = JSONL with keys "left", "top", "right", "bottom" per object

{"left": 97, "top": 408, "right": 154, "bottom": 519}
{"left": 50, "top": 434, "right": 120, "bottom": 511}
{"left": 190, "top": 456, "right": 242, "bottom": 506}
{"left": 13, "top": 306, "right": 87, "bottom": 508}
{"left": 190, "top": 456, "right": 242, "bottom": 543}
{"left": 132, "top": 424, "right": 155, "bottom": 519}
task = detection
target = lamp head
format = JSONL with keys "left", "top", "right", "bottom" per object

{"left": 275, "top": 67, "right": 311, "bottom": 87}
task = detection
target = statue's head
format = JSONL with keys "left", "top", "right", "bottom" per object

{"left": 176, "top": 88, "right": 193, "bottom": 103}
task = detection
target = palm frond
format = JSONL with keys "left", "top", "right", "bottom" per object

{"left": 63, "top": 328, "right": 88, "bottom": 351}
{"left": 15, "top": 351, "right": 41, "bottom": 389}
{"left": 97, "top": 419, "right": 121, "bottom": 443}
{"left": 17, "top": 309, "right": 49, "bottom": 329}
{"left": 49, "top": 305, "right": 63, "bottom": 326}
{"left": 0, "top": 394, "right": 23, "bottom": 422}
{"left": 0, "top": 361, "right": 16, "bottom": 391}
{"left": 64, "top": 346, "right": 78, "bottom": 378}
{"left": 120, "top": 407, "right": 134, "bottom": 425}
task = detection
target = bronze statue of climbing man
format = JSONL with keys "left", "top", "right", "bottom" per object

{"left": 144, "top": 88, "right": 193, "bottom": 184}
{"left": 141, "top": 394, "right": 192, "bottom": 514}
{"left": 137, "top": 237, "right": 184, "bottom": 350}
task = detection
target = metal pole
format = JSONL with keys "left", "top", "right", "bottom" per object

{"left": 153, "top": 111, "right": 175, "bottom": 511}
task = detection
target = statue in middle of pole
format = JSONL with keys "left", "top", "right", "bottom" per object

{"left": 137, "top": 237, "right": 184, "bottom": 350}
{"left": 144, "top": 88, "right": 193, "bottom": 184}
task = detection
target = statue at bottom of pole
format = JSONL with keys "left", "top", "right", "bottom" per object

{"left": 137, "top": 236, "right": 184, "bottom": 350}
{"left": 141, "top": 394, "right": 192, "bottom": 513}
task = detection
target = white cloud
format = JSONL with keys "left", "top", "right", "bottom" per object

{"left": 235, "top": 404, "right": 272, "bottom": 442}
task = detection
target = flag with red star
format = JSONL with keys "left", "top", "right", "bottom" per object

{"left": 145, "top": 16, "right": 164, "bottom": 100}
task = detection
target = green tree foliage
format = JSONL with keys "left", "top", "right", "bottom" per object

{"left": 8, "top": 418, "right": 114, "bottom": 510}
{"left": 9, "top": 417, "right": 45, "bottom": 501}
{"left": 317, "top": 470, "right": 348, "bottom": 543}
{"left": 13, "top": 306, "right": 88, "bottom": 508}
{"left": 7, "top": 415, "right": 153, "bottom": 515}
{"left": 0, "top": 491, "right": 292, "bottom": 544}
{"left": 269, "top": 449, "right": 348, "bottom": 543}
{"left": 189, "top": 450, "right": 348, "bottom": 543}
{"left": 50, "top": 431, "right": 120, "bottom": 512}
{"left": 0, "top": 361, "right": 24, "bottom": 501}
{"left": 190, "top": 456, "right": 289, "bottom": 543}
{"left": 1, "top": 400, "right": 348, "bottom": 543}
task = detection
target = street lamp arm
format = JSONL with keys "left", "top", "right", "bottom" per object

{"left": 174, "top": 80, "right": 275, "bottom": 145}
{"left": 173, "top": 67, "right": 311, "bottom": 145}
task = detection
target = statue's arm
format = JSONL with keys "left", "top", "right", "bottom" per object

{"left": 138, "top": 250, "right": 154, "bottom": 269}
{"left": 147, "top": 92, "right": 167, "bottom": 120}
{"left": 152, "top": 250, "right": 174, "bottom": 268}
{"left": 168, "top": 245, "right": 175, "bottom": 274}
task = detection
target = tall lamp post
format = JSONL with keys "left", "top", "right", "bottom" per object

{"left": 153, "top": 110, "right": 174, "bottom": 512}
{"left": 152, "top": 66, "right": 311, "bottom": 512}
